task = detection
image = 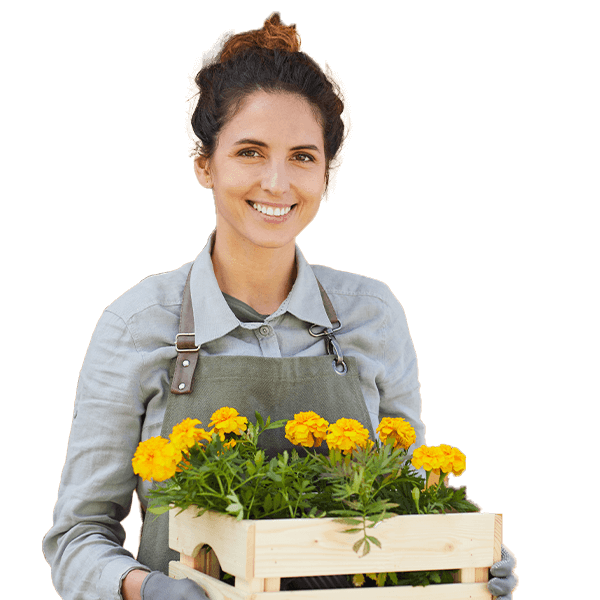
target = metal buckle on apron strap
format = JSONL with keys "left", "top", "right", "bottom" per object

{"left": 171, "top": 333, "right": 200, "bottom": 394}
{"left": 309, "top": 322, "right": 348, "bottom": 375}
{"left": 175, "top": 332, "right": 200, "bottom": 352}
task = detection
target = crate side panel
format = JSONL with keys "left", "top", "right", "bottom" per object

{"left": 169, "top": 508, "right": 254, "bottom": 579}
{"left": 252, "top": 513, "right": 497, "bottom": 578}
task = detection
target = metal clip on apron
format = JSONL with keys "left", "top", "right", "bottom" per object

{"left": 137, "top": 265, "right": 374, "bottom": 580}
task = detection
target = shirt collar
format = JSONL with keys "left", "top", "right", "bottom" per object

{"left": 189, "top": 234, "right": 333, "bottom": 347}
{"left": 284, "top": 246, "right": 333, "bottom": 329}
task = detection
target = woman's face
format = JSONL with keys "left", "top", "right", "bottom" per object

{"left": 196, "top": 90, "right": 327, "bottom": 253}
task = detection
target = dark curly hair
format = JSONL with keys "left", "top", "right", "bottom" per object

{"left": 190, "top": 13, "right": 345, "bottom": 185}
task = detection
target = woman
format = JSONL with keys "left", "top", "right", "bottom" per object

{"left": 43, "top": 14, "right": 516, "bottom": 600}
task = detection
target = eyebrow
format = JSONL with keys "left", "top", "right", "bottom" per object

{"left": 233, "top": 138, "right": 322, "bottom": 153}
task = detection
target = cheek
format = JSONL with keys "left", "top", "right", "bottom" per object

{"left": 298, "top": 168, "right": 327, "bottom": 199}
{"left": 213, "top": 167, "right": 252, "bottom": 195}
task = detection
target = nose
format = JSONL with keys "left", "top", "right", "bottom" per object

{"left": 261, "top": 159, "right": 290, "bottom": 196}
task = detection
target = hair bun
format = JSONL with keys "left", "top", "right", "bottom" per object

{"left": 219, "top": 13, "right": 301, "bottom": 63}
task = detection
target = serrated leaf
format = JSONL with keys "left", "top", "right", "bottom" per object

{"left": 264, "top": 494, "right": 273, "bottom": 513}
{"left": 366, "top": 535, "right": 382, "bottom": 548}
{"left": 334, "top": 517, "right": 362, "bottom": 526}
{"left": 352, "top": 538, "right": 365, "bottom": 553}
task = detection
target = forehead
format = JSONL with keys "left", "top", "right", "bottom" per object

{"left": 218, "top": 91, "right": 324, "bottom": 148}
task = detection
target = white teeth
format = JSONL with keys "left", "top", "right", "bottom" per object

{"left": 252, "top": 203, "right": 292, "bottom": 216}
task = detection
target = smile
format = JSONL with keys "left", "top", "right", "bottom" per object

{"left": 250, "top": 202, "right": 294, "bottom": 217}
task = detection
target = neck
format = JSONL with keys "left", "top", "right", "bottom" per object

{"left": 211, "top": 230, "right": 297, "bottom": 315}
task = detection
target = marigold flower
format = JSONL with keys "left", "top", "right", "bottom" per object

{"left": 326, "top": 418, "right": 370, "bottom": 455}
{"left": 376, "top": 417, "right": 416, "bottom": 450}
{"left": 132, "top": 436, "right": 182, "bottom": 482}
{"left": 169, "top": 418, "right": 212, "bottom": 452}
{"left": 208, "top": 407, "right": 248, "bottom": 441}
{"left": 285, "top": 411, "right": 329, "bottom": 448}
{"left": 411, "top": 445, "right": 443, "bottom": 473}
{"left": 411, "top": 444, "right": 466, "bottom": 477}
{"left": 437, "top": 444, "right": 466, "bottom": 476}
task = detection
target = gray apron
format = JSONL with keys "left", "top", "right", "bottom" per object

{"left": 137, "top": 266, "right": 373, "bottom": 583}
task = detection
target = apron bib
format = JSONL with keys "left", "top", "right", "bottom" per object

{"left": 137, "top": 267, "right": 372, "bottom": 579}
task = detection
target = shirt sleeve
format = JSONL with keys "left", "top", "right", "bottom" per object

{"left": 43, "top": 309, "right": 151, "bottom": 600}
{"left": 377, "top": 292, "right": 426, "bottom": 449}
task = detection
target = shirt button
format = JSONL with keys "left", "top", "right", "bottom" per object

{"left": 259, "top": 325, "right": 271, "bottom": 337}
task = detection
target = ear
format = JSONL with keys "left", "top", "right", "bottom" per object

{"left": 193, "top": 156, "right": 213, "bottom": 189}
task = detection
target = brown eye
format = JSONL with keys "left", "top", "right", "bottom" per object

{"left": 239, "top": 149, "right": 261, "bottom": 158}
{"left": 294, "top": 153, "right": 315, "bottom": 163}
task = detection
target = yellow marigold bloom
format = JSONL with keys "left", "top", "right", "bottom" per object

{"left": 376, "top": 417, "right": 416, "bottom": 450}
{"left": 208, "top": 407, "right": 248, "bottom": 441}
{"left": 285, "top": 411, "right": 329, "bottom": 448}
{"left": 325, "top": 418, "right": 370, "bottom": 455}
{"left": 437, "top": 444, "right": 466, "bottom": 476}
{"left": 412, "top": 444, "right": 466, "bottom": 477}
{"left": 411, "top": 445, "right": 443, "bottom": 473}
{"left": 169, "top": 418, "right": 212, "bottom": 452}
{"left": 132, "top": 437, "right": 182, "bottom": 482}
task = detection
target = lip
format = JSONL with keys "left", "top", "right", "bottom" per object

{"left": 246, "top": 200, "right": 294, "bottom": 208}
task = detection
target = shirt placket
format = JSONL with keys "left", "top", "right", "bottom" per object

{"left": 252, "top": 321, "right": 282, "bottom": 357}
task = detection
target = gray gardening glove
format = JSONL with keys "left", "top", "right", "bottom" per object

{"left": 141, "top": 571, "right": 209, "bottom": 600}
{"left": 487, "top": 545, "right": 518, "bottom": 599}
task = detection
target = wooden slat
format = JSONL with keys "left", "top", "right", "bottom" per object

{"left": 170, "top": 561, "right": 492, "bottom": 599}
{"left": 251, "top": 513, "right": 497, "bottom": 578}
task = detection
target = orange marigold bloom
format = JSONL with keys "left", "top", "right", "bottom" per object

{"left": 326, "top": 418, "right": 370, "bottom": 455}
{"left": 376, "top": 417, "right": 416, "bottom": 450}
{"left": 132, "top": 436, "right": 182, "bottom": 482}
{"left": 169, "top": 418, "right": 212, "bottom": 452}
{"left": 208, "top": 407, "right": 248, "bottom": 441}
{"left": 285, "top": 411, "right": 329, "bottom": 448}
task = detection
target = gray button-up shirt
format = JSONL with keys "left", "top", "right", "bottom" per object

{"left": 43, "top": 237, "right": 424, "bottom": 600}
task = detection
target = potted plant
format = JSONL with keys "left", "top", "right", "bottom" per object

{"left": 133, "top": 409, "right": 501, "bottom": 598}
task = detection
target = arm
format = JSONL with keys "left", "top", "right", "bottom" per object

{"left": 122, "top": 571, "right": 150, "bottom": 600}
{"left": 377, "top": 290, "right": 426, "bottom": 448}
{"left": 43, "top": 309, "right": 151, "bottom": 600}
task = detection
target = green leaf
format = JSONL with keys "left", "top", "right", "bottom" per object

{"left": 255, "top": 411, "right": 264, "bottom": 429}
{"left": 334, "top": 517, "right": 363, "bottom": 526}
{"left": 147, "top": 504, "right": 172, "bottom": 515}
{"left": 264, "top": 494, "right": 273, "bottom": 513}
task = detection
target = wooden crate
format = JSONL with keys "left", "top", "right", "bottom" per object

{"left": 168, "top": 507, "right": 502, "bottom": 599}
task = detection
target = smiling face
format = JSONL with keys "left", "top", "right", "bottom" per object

{"left": 195, "top": 91, "right": 327, "bottom": 254}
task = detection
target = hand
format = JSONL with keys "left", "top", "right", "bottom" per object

{"left": 488, "top": 544, "right": 518, "bottom": 599}
{"left": 141, "top": 571, "right": 210, "bottom": 600}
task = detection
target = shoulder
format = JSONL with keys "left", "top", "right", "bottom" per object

{"left": 310, "top": 264, "right": 403, "bottom": 312}
{"left": 104, "top": 261, "right": 192, "bottom": 325}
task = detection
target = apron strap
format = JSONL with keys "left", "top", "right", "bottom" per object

{"left": 315, "top": 279, "right": 340, "bottom": 327}
{"left": 170, "top": 266, "right": 199, "bottom": 394}
{"left": 171, "top": 264, "right": 343, "bottom": 394}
